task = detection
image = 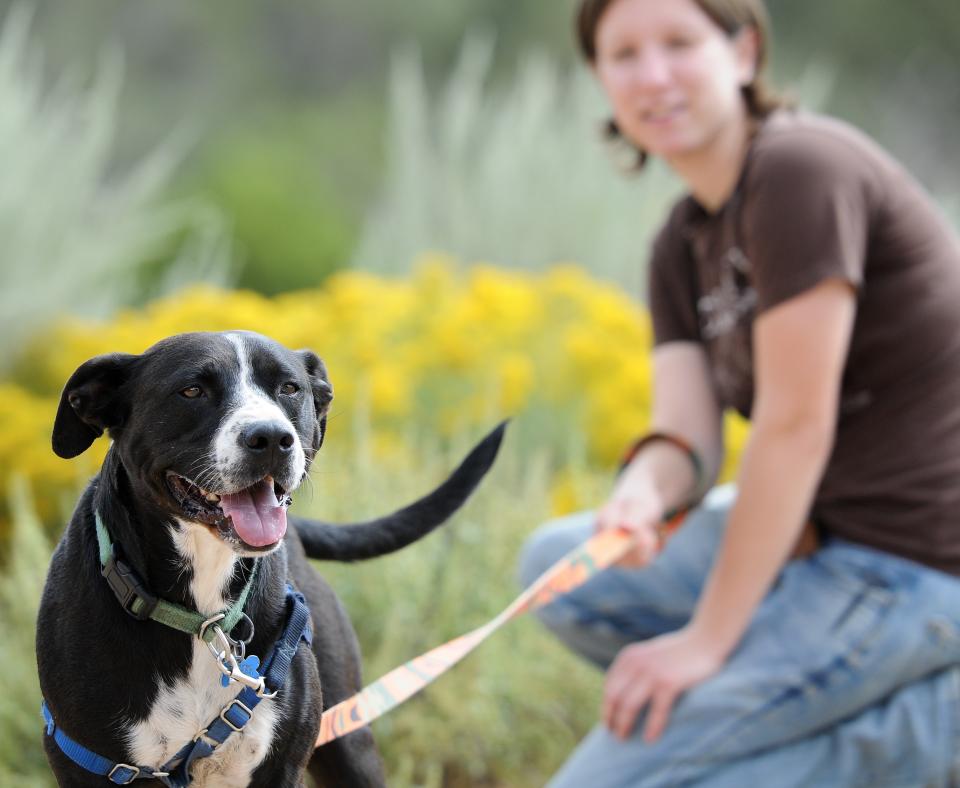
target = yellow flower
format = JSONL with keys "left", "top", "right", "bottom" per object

{"left": 3, "top": 258, "right": 753, "bottom": 537}
{"left": 721, "top": 411, "right": 751, "bottom": 482}
{"left": 549, "top": 469, "right": 581, "bottom": 517}
{"left": 368, "top": 362, "right": 412, "bottom": 419}
{"left": 497, "top": 353, "right": 534, "bottom": 413}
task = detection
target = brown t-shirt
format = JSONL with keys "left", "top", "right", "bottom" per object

{"left": 649, "top": 110, "right": 960, "bottom": 575}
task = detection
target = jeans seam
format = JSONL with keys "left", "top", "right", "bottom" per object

{"left": 949, "top": 668, "right": 960, "bottom": 784}
{"left": 655, "top": 589, "right": 897, "bottom": 784}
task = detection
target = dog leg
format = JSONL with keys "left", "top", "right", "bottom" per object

{"left": 308, "top": 728, "right": 385, "bottom": 788}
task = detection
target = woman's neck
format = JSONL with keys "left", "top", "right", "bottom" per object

{"left": 667, "top": 110, "right": 755, "bottom": 214}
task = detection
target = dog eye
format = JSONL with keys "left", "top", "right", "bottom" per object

{"left": 280, "top": 382, "right": 300, "bottom": 395}
{"left": 180, "top": 386, "right": 204, "bottom": 399}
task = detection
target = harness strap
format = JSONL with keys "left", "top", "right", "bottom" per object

{"left": 42, "top": 702, "right": 168, "bottom": 785}
{"left": 42, "top": 585, "right": 313, "bottom": 787}
{"left": 95, "top": 512, "right": 257, "bottom": 642}
{"left": 170, "top": 586, "right": 312, "bottom": 786}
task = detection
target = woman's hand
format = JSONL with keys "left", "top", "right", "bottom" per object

{"left": 594, "top": 465, "right": 665, "bottom": 567}
{"left": 603, "top": 626, "right": 725, "bottom": 742}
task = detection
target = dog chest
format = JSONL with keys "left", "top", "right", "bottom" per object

{"left": 125, "top": 639, "right": 280, "bottom": 787}
{"left": 122, "top": 522, "right": 280, "bottom": 786}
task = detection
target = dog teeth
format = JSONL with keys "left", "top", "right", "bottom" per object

{"left": 205, "top": 492, "right": 221, "bottom": 503}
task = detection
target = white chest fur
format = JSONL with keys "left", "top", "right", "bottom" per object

{"left": 124, "top": 522, "right": 278, "bottom": 787}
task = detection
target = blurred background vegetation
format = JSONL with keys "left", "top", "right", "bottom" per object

{"left": 6, "top": 0, "right": 959, "bottom": 298}
{"left": 0, "top": 0, "right": 957, "bottom": 785}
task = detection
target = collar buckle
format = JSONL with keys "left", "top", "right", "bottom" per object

{"left": 102, "top": 552, "right": 158, "bottom": 621}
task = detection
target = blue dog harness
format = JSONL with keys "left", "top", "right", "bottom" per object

{"left": 42, "top": 584, "right": 312, "bottom": 786}
{"left": 41, "top": 516, "right": 313, "bottom": 786}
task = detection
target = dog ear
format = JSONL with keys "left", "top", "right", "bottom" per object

{"left": 296, "top": 350, "right": 334, "bottom": 417}
{"left": 52, "top": 353, "right": 139, "bottom": 459}
{"left": 296, "top": 350, "right": 333, "bottom": 449}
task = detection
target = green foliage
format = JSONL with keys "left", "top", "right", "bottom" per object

{"left": 352, "top": 37, "right": 960, "bottom": 295}
{"left": 308, "top": 427, "right": 604, "bottom": 786}
{"left": 0, "top": 477, "right": 53, "bottom": 788}
{"left": 15, "top": 0, "right": 959, "bottom": 253}
{"left": 193, "top": 98, "right": 385, "bottom": 294}
{"left": 0, "top": 5, "right": 232, "bottom": 374}
{"left": 351, "top": 34, "right": 684, "bottom": 294}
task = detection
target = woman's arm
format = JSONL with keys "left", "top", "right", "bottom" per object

{"left": 603, "top": 277, "right": 857, "bottom": 741}
{"left": 596, "top": 341, "right": 723, "bottom": 565}
{"left": 690, "top": 277, "right": 855, "bottom": 653}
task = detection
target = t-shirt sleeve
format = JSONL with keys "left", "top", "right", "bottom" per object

{"left": 647, "top": 210, "right": 702, "bottom": 346}
{"left": 742, "top": 136, "right": 871, "bottom": 314}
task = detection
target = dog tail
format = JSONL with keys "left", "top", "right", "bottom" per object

{"left": 293, "top": 422, "right": 506, "bottom": 562}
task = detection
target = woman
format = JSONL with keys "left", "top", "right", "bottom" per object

{"left": 519, "top": 0, "right": 960, "bottom": 785}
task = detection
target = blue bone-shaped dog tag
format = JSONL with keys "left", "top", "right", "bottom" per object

{"left": 221, "top": 654, "right": 261, "bottom": 687}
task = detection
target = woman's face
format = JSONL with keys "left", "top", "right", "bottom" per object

{"left": 593, "top": 0, "right": 757, "bottom": 162}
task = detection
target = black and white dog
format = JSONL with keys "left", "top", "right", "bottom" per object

{"left": 37, "top": 330, "right": 504, "bottom": 787}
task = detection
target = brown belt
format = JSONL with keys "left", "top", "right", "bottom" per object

{"left": 791, "top": 520, "right": 820, "bottom": 559}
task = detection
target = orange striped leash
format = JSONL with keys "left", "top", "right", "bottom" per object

{"left": 316, "top": 515, "right": 684, "bottom": 746}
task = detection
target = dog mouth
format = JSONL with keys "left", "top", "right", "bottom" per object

{"left": 166, "top": 472, "right": 292, "bottom": 549}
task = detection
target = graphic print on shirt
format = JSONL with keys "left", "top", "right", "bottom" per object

{"left": 696, "top": 246, "right": 757, "bottom": 415}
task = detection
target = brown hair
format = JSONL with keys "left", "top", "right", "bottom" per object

{"left": 576, "top": 0, "right": 787, "bottom": 167}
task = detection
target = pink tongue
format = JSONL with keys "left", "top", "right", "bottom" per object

{"left": 219, "top": 480, "right": 287, "bottom": 547}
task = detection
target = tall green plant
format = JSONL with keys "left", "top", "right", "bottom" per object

{"left": 0, "top": 5, "right": 231, "bottom": 373}
{"left": 300, "top": 427, "right": 606, "bottom": 787}
{"left": 351, "top": 34, "right": 683, "bottom": 294}
{"left": 357, "top": 37, "right": 946, "bottom": 295}
{"left": 0, "top": 477, "right": 53, "bottom": 787}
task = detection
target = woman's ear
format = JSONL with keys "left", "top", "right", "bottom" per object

{"left": 733, "top": 26, "right": 760, "bottom": 87}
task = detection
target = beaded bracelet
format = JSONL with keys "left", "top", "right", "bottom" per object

{"left": 618, "top": 432, "right": 706, "bottom": 527}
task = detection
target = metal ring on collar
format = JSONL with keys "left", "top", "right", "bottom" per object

{"left": 229, "top": 612, "right": 255, "bottom": 646}
{"left": 108, "top": 764, "right": 140, "bottom": 784}
{"left": 198, "top": 612, "right": 226, "bottom": 643}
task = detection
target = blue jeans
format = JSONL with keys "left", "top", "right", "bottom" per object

{"left": 518, "top": 486, "right": 960, "bottom": 787}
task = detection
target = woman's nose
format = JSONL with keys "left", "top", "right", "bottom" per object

{"left": 631, "top": 48, "right": 672, "bottom": 89}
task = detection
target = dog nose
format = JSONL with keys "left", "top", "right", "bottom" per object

{"left": 241, "top": 422, "right": 296, "bottom": 455}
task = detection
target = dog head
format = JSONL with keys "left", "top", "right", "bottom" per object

{"left": 53, "top": 331, "right": 333, "bottom": 555}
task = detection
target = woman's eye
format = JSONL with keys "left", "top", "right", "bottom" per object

{"left": 665, "top": 34, "right": 696, "bottom": 50}
{"left": 180, "top": 385, "right": 204, "bottom": 399}
{"left": 280, "top": 382, "right": 300, "bottom": 396}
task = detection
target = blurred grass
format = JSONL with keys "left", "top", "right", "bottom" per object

{"left": 1, "top": 423, "right": 606, "bottom": 787}
{"left": 310, "top": 424, "right": 607, "bottom": 786}
{"left": 0, "top": 476, "right": 54, "bottom": 787}
{"left": 352, "top": 34, "right": 960, "bottom": 298}
{"left": 189, "top": 95, "right": 386, "bottom": 295}
{"left": 352, "top": 34, "right": 683, "bottom": 296}
{"left": 0, "top": 4, "right": 232, "bottom": 375}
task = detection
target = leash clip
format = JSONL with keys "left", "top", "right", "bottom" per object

{"left": 200, "top": 612, "right": 254, "bottom": 660}
{"left": 205, "top": 624, "right": 271, "bottom": 695}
